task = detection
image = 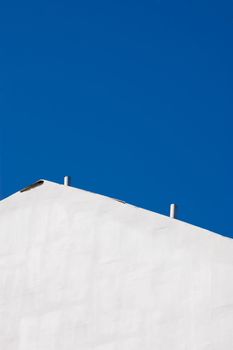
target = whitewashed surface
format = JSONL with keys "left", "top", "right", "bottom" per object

{"left": 0, "top": 180, "right": 233, "bottom": 349}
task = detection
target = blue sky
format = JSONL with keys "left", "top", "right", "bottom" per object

{"left": 0, "top": 0, "right": 233, "bottom": 237}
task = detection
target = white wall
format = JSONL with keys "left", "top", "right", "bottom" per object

{"left": 0, "top": 181, "right": 233, "bottom": 349}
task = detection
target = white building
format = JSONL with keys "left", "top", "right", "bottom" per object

{"left": 0, "top": 179, "right": 233, "bottom": 349}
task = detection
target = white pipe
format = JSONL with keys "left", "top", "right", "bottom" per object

{"left": 64, "top": 176, "right": 71, "bottom": 186}
{"left": 170, "top": 203, "right": 176, "bottom": 218}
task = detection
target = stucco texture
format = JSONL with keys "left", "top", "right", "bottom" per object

{"left": 0, "top": 181, "right": 233, "bottom": 349}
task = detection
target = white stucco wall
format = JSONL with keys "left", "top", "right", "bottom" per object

{"left": 0, "top": 180, "right": 233, "bottom": 349}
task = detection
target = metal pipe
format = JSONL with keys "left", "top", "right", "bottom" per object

{"left": 170, "top": 203, "right": 176, "bottom": 218}
{"left": 64, "top": 176, "right": 71, "bottom": 186}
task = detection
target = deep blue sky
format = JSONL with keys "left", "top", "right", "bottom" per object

{"left": 0, "top": 0, "right": 233, "bottom": 237}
